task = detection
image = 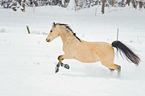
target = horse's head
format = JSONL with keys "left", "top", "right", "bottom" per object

{"left": 46, "top": 22, "right": 60, "bottom": 42}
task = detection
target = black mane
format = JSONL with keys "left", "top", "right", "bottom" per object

{"left": 56, "top": 23, "right": 81, "bottom": 42}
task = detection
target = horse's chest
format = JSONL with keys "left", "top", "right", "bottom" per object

{"left": 63, "top": 42, "right": 77, "bottom": 54}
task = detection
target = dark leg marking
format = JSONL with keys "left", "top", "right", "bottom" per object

{"left": 55, "top": 55, "right": 70, "bottom": 73}
{"left": 55, "top": 55, "right": 63, "bottom": 73}
{"left": 63, "top": 64, "right": 70, "bottom": 69}
{"left": 55, "top": 64, "right": 60, "bottom": 73}
{"left": 117, "top": 65, "right": 121, "bottom": 77}
{"left": 61, "top": 62, "right": 70, "bottom": 69}
{"left": 109, "top": 68, "right": 115, "bottom": 72}
{"left": 58, "top": 55, "right": 64, "bottom": 61}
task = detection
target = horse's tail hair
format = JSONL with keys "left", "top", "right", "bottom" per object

{"left": 112, "top": 41, "right": 140, "bottom": 65}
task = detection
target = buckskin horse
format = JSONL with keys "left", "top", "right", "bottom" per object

{"left": 46, "top": 22, "right": 140, "bottom": 75}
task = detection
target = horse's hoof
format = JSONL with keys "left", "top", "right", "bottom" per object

{"left": 64, "top": 64, "right": 70, "bottom": 69}
{"left": 117, "top": 66, "right": 121, "bottom": 77}
{"left": 117, "top": 66, "right": 121, "bottom": 72}
{"left": 55, "top": 68, "right": 59, "bottom": 73}
{"left": 55, "top": 66, "right": 59, "bottom": 73}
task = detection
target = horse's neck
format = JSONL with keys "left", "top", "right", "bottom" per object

{"left": 59, "top": 30, "right": 78, "bottom": 46}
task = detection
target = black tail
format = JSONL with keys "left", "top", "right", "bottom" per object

{"left": 112, "top": 41, "right": 140, "bottom": 65}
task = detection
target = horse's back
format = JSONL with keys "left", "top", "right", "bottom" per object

{"left": 82, "top": 41, "right": 113, "bottom": 51}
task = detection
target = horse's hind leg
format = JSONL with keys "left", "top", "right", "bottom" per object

{"left": 101, "top": 61, "right": 121, "bottom": 76}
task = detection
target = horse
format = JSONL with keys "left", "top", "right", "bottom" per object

{"left": 46, "top": 22, "right": 140, "bottom": 75}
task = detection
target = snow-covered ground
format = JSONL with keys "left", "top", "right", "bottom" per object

{"left": 0, "top": 6, "right": 145, "bottom": 96}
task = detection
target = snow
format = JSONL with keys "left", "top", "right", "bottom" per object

{"left": 0, "top": 6, "right": 145, "bottom": 96}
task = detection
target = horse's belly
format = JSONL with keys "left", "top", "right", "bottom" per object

{"left": 77, "top": 58, "right": 99, "bottom": 63}
{"left": 75, "top": 52, "right": 100, "bottom": 63}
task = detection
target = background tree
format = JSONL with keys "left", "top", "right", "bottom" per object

{"left": 102, "top": 0, "right": 105, "bottom": 14}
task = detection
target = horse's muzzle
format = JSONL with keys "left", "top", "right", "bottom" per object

{"left": 46, "top": 39, "right": 50, "bottom": 42}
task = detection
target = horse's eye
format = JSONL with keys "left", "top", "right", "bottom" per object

{"left": 50, "top": 30, "right": 52, "bottom": 32}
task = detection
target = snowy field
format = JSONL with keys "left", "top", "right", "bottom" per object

{"left": 0, "top": 6, "right": 145, "bottom": 96}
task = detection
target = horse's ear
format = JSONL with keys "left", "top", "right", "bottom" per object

{"left": 53, "top": 22, "right": 56, "bottom": 27}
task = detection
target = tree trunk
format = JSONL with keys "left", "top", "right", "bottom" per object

{"left": 67, "top": 0, "right": 75, "bottom": 10}
{"left": 139, "top": 0, "right": 143, "bottom": 9}
{"left": 102, "top": 0, "right": 105, "bottom": 14}
{"left": 112, "top": 0, "right": 114, "bottom": 6}
{"left": 133, "top": 0, "right": 137, "bottom": 9}
{"left": 126, "top": 0, "right": 131, "bottom": 6}
{"left": 78, "top": 0, "right": 82, "bottom": 9}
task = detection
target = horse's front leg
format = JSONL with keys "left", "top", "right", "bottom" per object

{"left": 55, "top": 55, "right": 70, "bottom": 73}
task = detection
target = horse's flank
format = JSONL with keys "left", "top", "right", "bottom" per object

{"left": 73, "top": 41, "right": 114, "bottom": 63}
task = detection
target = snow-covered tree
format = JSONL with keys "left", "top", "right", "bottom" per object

{"left": 67, "top": 0, "right": 75, "bottom": 10}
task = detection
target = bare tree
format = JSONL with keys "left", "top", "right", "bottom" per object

{"left": 102, "top": 0, "right": 105, "bottom": 14}
{"left": 112, "top": 0, "right": 114, "bottom": 6}
{"left": 126, "top": 0, "right": 131, "bottom": 6}
{"left": 78, "top": 0, "right": 83, "bottom": 9}
{"left": 139, "top": 0, "right": 143, "bottom": 9}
